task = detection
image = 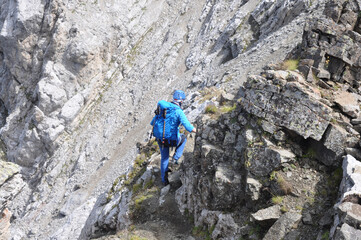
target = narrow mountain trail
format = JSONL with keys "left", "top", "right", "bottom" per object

{"left": 95, "top": 134, "right": 198, "bottom": 240}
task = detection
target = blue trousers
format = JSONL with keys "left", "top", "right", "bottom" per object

{"left": 158, "top": 134, "right": 187, "bottom": 183}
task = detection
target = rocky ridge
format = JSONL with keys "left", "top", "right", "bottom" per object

{"left": 85, "top": 0, "right": 361, "bottom": 239}
{"left": 3, "top": 0, "right": 361, "bottom": 239}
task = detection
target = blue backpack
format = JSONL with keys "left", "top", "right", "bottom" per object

{"left": 152, "top": 100, "right": 179, "bottom": 147}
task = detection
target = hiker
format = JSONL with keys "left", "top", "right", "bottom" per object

{"left": 150, "top": 90, "right": 196, "bottom": 186}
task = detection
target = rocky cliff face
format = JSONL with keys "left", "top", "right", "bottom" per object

{"left": 174, "top": 0, "right": 361, "bottom": 239}
{"left": 2, "top": 0, "right": 361, "bottom": 239}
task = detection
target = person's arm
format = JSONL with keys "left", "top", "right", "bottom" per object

{"left": 150, "top": 116, "right": 155, "bottom": 126}
{"left": 178, "top": 110, "right": 195, "bottom": 133}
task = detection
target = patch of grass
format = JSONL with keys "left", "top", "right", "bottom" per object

{"left": 296, "top": 205, "right": 303, "bottom": 211}
{"left": 224, "top": 76, "right": 233, "bottom": 83}
{"left": 282, "top": 59, "right": 299, "bottom": 71}
{"left": 126, "top": 26, "right": 154, "bottom": 64}
{"left": 249, "top": 224, "right": 261, "bottom": 237}
{"left": 135, "top": 153, "right": 146, "bottom": 166}
{"left": 199, "top": 87, "right": 223, "bottom": 103}
{"left": 244, "top": 159, "right": 251, "bottom": 168}
{"left": 280, "top": 205, "right": 289, "bottom": 213}
{"left": 143, "top": 179, "right": 154, "bottom": 189}
{"left": 306, "top": 196, "right": 315, "bottom": 204}
{"left": 134, "top": 194, "right": 153, "bottom": 209}
{"left": 130, "top": 235, "right": 148, "bottom": 240}
{"left": 132, "top": 183, "right": 143, "bottom": 193}
{"left": 272, "top": 195, "right": 284, "bottom": 205}
{"left": 185, "top": 208, "right": 195, "bottom": 223}
{"left": 124, "top": 153, "right": 149, "bottom": 187}
{"left": 205, "top": 105, "right": 218, "bottom": 114}
{"left": 242, "top": 40, "right": 250, "bottom": 53}
{"left": 321, "top": 231, "right": 330, "bottom": 240}
{"left": 192, "top": 226, "right": 212, "bottom": 240}
{"left": 220, "top": 103, "right": 236, "bottom": 113}
{"left": 320, "top": 189, "right": 328, "bottom": 196}
{"left": 269, "top": 171, "right": 278, "bottom": 181}
{"left": 129, "top": 225, "right": 136, "bottom": 231}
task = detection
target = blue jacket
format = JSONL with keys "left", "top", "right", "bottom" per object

{"left": 150, "top": 102, "right": 194, "bottom": 139}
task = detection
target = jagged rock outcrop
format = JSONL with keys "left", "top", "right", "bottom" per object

{"left": 242, "top": 71, "right": 332, "bottom": 141}
{"left": 176, "top": 68, "right": 347, "bottom": 238}
{"left": 173, "top": 1, "right": 361, "bottom": 239}
{"left": 331, "top": 155, "right": 361, "bottom": 239}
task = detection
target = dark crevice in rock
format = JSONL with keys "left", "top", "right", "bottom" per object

{"left": 218, "top": 45, "right": 236, "bottom": 65}
{"left": 162, "top": 30, "right": 170, "bottom": 45}
{"left": 0, "top": 98, "right": 8, "bottom": 127}
{"left": 248, "top": 14, "right": 260, "bottom": 45}
{"left": 327, "top": 54, "right": 347, "bottom": 82}
{"left": 12, "top": 74, "right": 21, "bottom": 86}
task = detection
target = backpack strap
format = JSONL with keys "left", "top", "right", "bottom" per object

{"left": 150, "top": 105, "right": 161, "bottom": 139}
{"left": 162, "top": 109, "right": 167, "bottom": 143}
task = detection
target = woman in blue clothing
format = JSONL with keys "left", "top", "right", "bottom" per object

{"left": 150, "top": 90, "right": 196, "bottom": 186}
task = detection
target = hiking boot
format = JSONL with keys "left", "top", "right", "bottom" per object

{"left": 163, "top": 179, "right": 169, "bottom": 186}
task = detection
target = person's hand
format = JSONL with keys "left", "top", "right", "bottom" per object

{"left": 191, "top": 128, "right": 197, "bottom": 133}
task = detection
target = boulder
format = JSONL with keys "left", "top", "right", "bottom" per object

{"left": 339, "top": 155, "right": 361, "bottom": 200}
{"left": 211, "top": 163, "right": 243, "bottom": 209}
{"left": 242, "top": 74, "right": 331, "bottom": 141}
{"left": 59, "top": 93, "right": 85, "bottom": 123}
{"left": 65, "top": 41, "right": 95, "bottom": 65}
{"left": 246, "top": 177, "right": 262, "bottom": 201}
{"left": 263, "top": 212, "right": 302, "bottom": 240}
{"left": 337, "top": 202, "right": 361, "bottom": 229}
{"left": 345, "top": 148, "right": 361, "bottom": 161}
{"left": 334, "top": 223, "right": 361, "bottom": 240}
{"left": 260, "top": 120, "right": 279, "bottom": 134}
{"left": 60, "top": 190, "right": 88, "bottom": 216}
{"left": 334, "top": 91, "right": 360, "bottom": 118}
{"left": 159, "top": 185, "right": 170, "bottom": 206}
{"left": 246, "top": 146, "right": 295, "bottom": 176}
{"left": 220, "top": 92, "right": 235, "bottom": 104}
{"left": 211, "top": 213, "right": 240, "bottom": 239}
{"left": 316, "top": 124, "right": 349, "bottom": 166}
{"left": 302, "top": 212, "right": 313, "bottom": 225}
{"left": 251, "top": 205, "right": 281, "bottom": 225}
{"left": 223, "top": 131, "right": 237, "bottom": 145}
